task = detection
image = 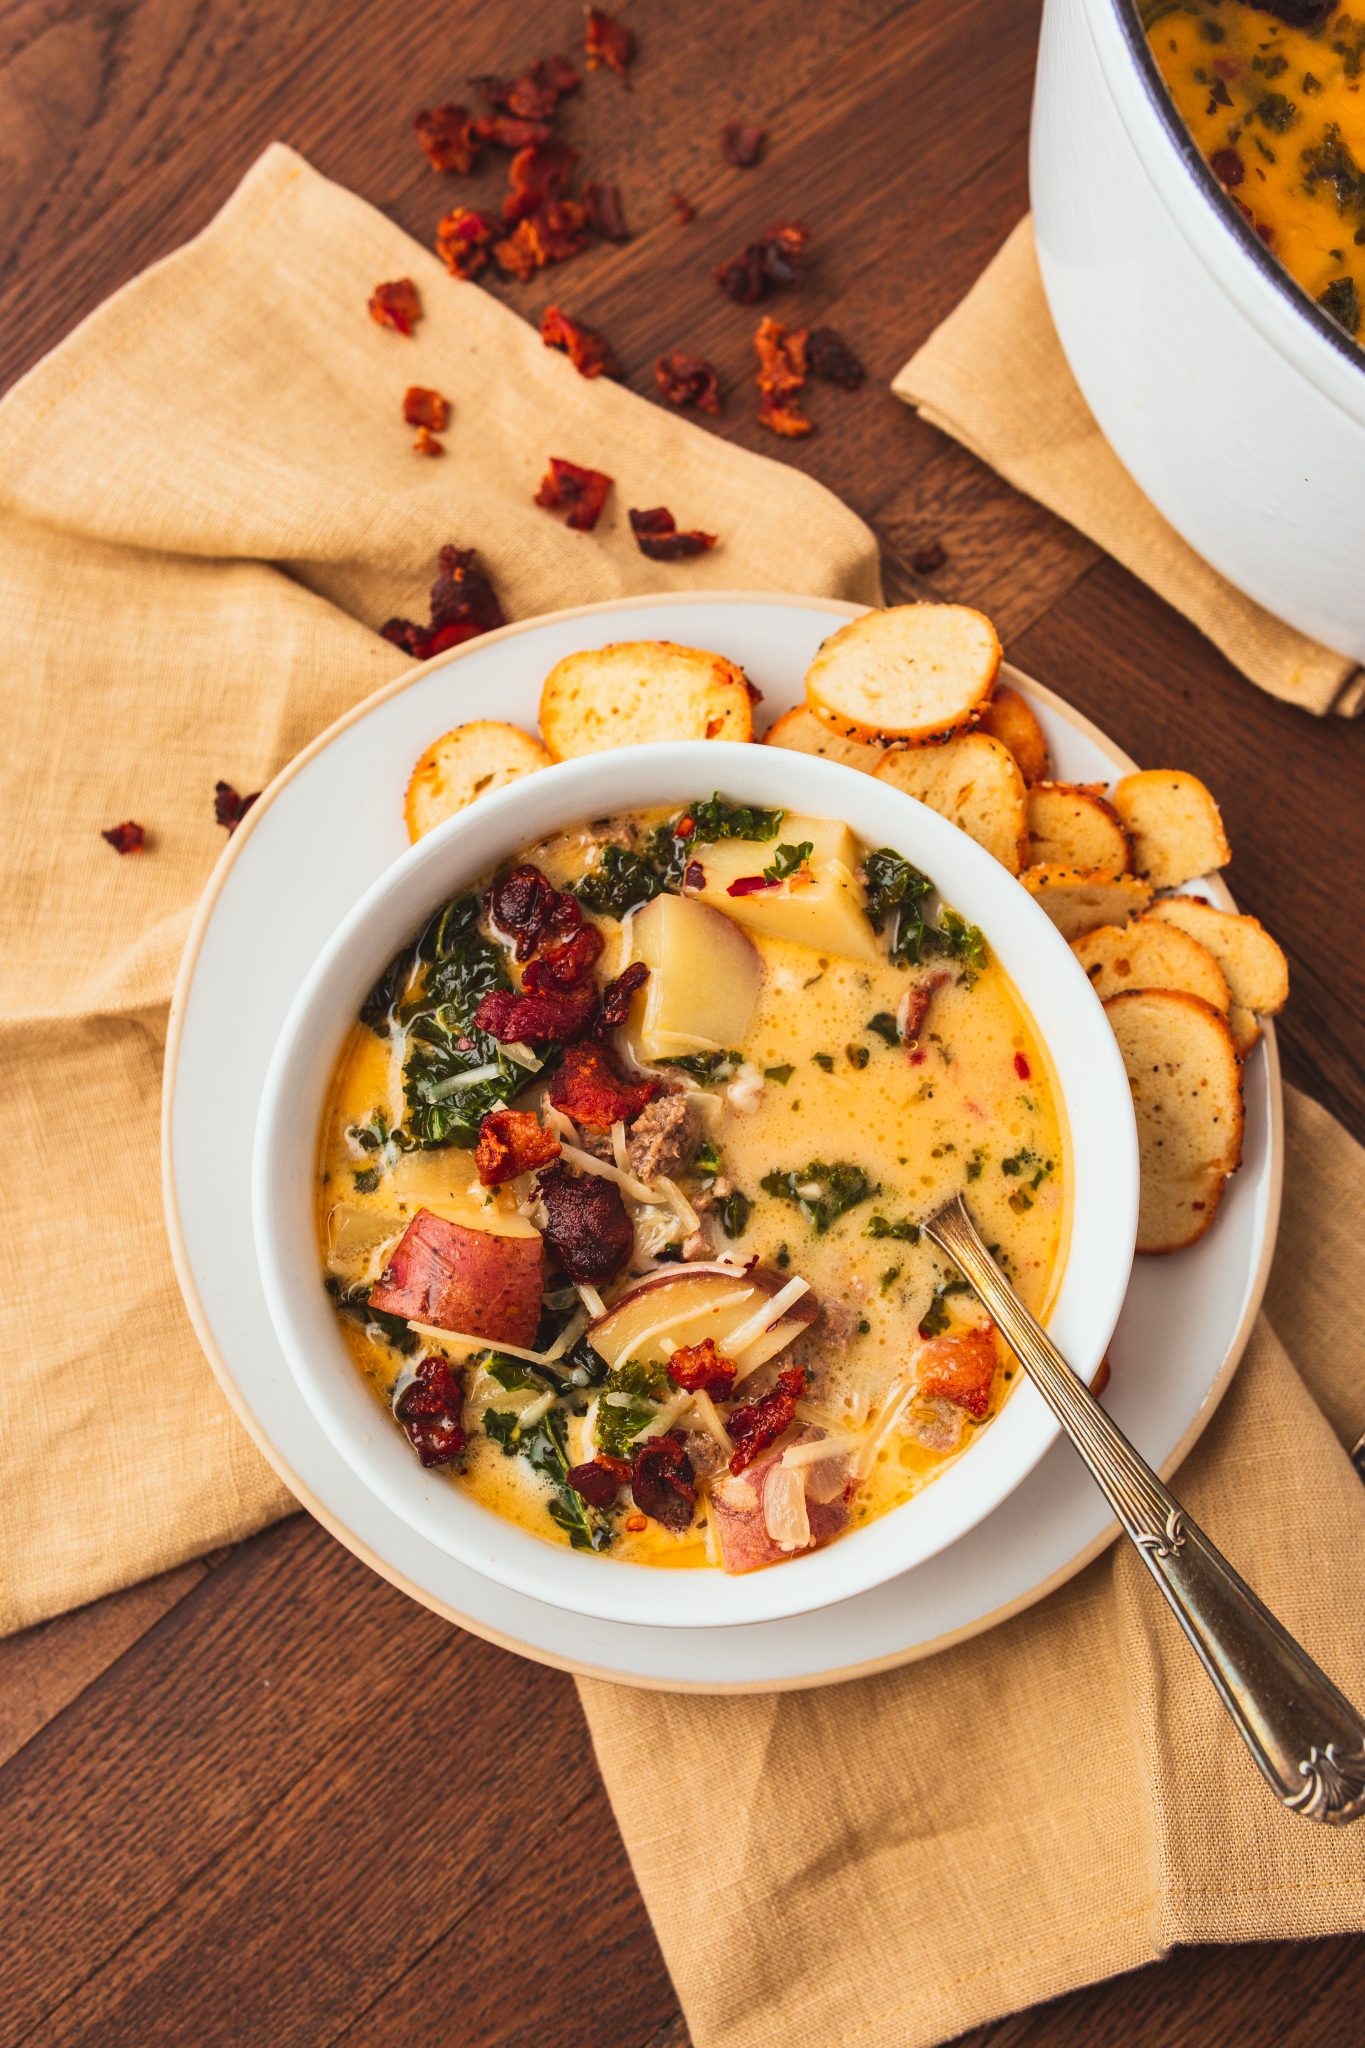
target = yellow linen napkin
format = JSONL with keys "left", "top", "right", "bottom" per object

{"left": 893, "top": 218, "right": 1365, "bottom": 719}
{"left": 0, "top": 142, "right": 879, "bottom": 1635}
{"left": 582, "top": 1082, "right": 1365, "bottom": 2047}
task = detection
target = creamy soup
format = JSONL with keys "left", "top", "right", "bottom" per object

{"left": 1147, "top": 0, "right": 1365, "bottom": 341}
{"left": 317, "top": 798, "right": 1068, "bottom": 1572}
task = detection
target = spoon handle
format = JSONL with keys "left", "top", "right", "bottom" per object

{"left": 926, "top": 1194, "right": 1365, "bottom": 1825}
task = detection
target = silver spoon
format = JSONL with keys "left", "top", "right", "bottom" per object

{"left": 925, "top": 1193, "right": 1365, "bottom": 1825}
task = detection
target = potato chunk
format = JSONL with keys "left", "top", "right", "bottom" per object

{"left": 587, "top": 1268, "right": 817, "bottom": 1371}
{"left": 630, "top": 893, "right": 763, "bottom": 1058}
{"left": 690, "top": 813, "right": 882, "bottom": 963}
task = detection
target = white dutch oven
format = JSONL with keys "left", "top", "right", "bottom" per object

{"left": 1032, "top": 0, "right": 1365, "bottom": 661}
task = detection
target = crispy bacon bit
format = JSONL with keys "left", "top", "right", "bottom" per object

{"left": 903, "top": 971, "right": 950, "bottom": 1047}
{"left": 540, "top": 304, "right": 620, "bottom": 378}
{"left": 475, "top": 983, "right": 597, "bottom": 1044}
{"left": 1014, "top": 1051, "right": 1031, "bottom": 1081}
{"left": 583, "top": 181, "right": 629, "bottom": 241}
{"left": 806, "top": 325, "right": 865, "bottom": 390}
{"left": 755, "top": 315, "right": 812, "bottom": 437}
{"left": 435, "top": 207, "right": 498, "bottom": 279}
{"left": 911, "top": 540, "right": 947, "bottom": 575}
{"left": 522, "top": 925, "right": 604, "bottom": 993}
{"left": 102, "top": 819, "right": 146, "bottom": 854}
{"left": 668, "top": 1337, "right": 736, "bottom": 1397}
{"left": 727, "top": 1366, "right": 806, "bottom": 1474}
{"left": 474, "top": 1108, "right": 561, "bottom": 1187}
{"left": 404, "top": 387, "right": 450, "bottom": 431}
{"left": 214, "top": 781, "right": 258, "bottom": 833}
{"left": 630, "top": 1433, "right": 696, "bottom": 1532}
{"left": 394, "top": 1356, "right": 467, "bottom": 1467}
{"left": 655, "top": 349, "right": 720, "bottom": 413}
{"left": 1209, "top": 146, "right": 1245, "bottom": 189}
{"left": 368, "top": 278, "right": 423, "bottom": 335}
{"left": 472, "top": 114, "right": 552, "bottom": 151}
{"left": 486, "top": 863, "right": 580, "bottom": 959}
{"left": 549, "top": 1042, "right": 660, "bottom": 1129}
{"left": 534, "top": 456, "right": 614, "bottom": 533}
{"left": 585, "top": 7, "right": 635, "bottom": 78}
{"left": 493, "top": 201, "right": 590, "bottom": 278}
{"left": 538, "top": 1163, "right": 635, "bottom": 1282}
{"left": 372, "top": 1209, "right": 543, "bottom": 1347}
{"left": 597, "top": 960, "right": 649, "bottom": 1030}
{"left": 473, "top": 54, "right": 580, "bottom": 122}
{"left": 919, "top": 1326, "right": 998, "bottom": 1419}
{"left": 505, "top": 139, "right": 578, "bottom": 225}
{"left": 629, "top": 506, "right": 717, "bottom": 561}
{"left": 721, "top": 120, "right": 766, "bottom": 167}
{"left": 715, "top": 221, "right": 808, "bottom": 303}
{"left": 669, "top": 192, "right": 696, "bottom": 224}
{"left": 566, "top": 1455, "right": 630, "bottom": 1507}
{"left": 380, "top": 545, "right": 506, "bottom": 662}
{"left": 412, "top": 427, "right": 443, "bottom": 457}
{"left": 414, "top": 104, "right": 478, "bottom": 174}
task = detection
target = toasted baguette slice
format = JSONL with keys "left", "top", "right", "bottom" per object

{"left": 1146, "top": 896, "right": 1289, "bottom": 1016}
{"left": 1229, "top": 1005, "right": 1262, "bottom": 1056}
{"left": 1072, "top": 917, "right": 1230, "bottom": 1012}
{"left": 978, "top": 683, "right": 1051, "bottom": 785}
{"left": 873, "top": 733, "right": 1028, "bottom": 874}
{"left": 539, "top": 642, "right": 754, "bottom": 759}
{"left": 1027, "top": 782, "right": 1133, "bottom": 874}
{"left": 805, "top": 603, "right": 1001, "bottom": 747}
{"left": 761, "top": 704, "right": 885, "bottom": 772}
{"left": 405, "top": 721, "right": 552, "bottom": 843}
{"left": 1110, "top": 770, "right": 1230, "bottom": 889}
{"left": 1021, "top": 865, "right": 1153, "bottom": 939}
{"left": 1104, "top": 989, "right": 1244, "bottom": 1254}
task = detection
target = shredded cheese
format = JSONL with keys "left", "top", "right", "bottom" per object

{"left": 690, "top": 1388, "right": 733, "bottom": 1452}
{"left": 610, "top": 1120, "right": 630, "bottom": 1174}
{"left": 723, "top": 1275, "right": 811, "bottom": 1361}
{"left": 407, "top": 1312, "right": 586, "bottom": 1367}
{"left": 558, "top": 1142, "right": 656, "bottom": 1204}
{"left": 655, "top": 1176, "right": 700, "bottom": 1232}
{"left": 575, "top": 1281, "right": 607, "bottom": 1320}
{"left": 426, "top": 1063, "right": 501, "bottom": 1099}
{"left": 500, "top": 1040, "right": 541, "bottom": 1071}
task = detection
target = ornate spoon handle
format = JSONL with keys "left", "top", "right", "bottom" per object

{"left": 925, "top": 1195, "right": 1365, "bottom": 1825}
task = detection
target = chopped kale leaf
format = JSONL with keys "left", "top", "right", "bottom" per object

{"left": 762, "top": 839, "right": 813, "bottom": 883}
{"left": 760, "top": 1159, "right": 878, "bottom": 1234}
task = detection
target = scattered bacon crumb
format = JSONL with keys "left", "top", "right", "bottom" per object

{"left": 566, "top": 1456, "right": 630, "bottom": 1507}
{"left": 715, "top": 221, "right": 808, "bottom": 303}
{"left": 380, "top": 545, "right": 507, "bottom": 662}
{"left": 631, "top": 1433, "right": 697, "bottom": 1532}
{"left": 414, "top": 104, "right": 479, "bottom": 174}
{"left": 919, "top": 1327, "right": 998, "bottom": 1419}
{"left": 535, "top": 457, "right": 615, "bottom": 532}
{"left": 583, "top": 180, "right": 629, "bottom": 241}
{"left": 755, "top": 316, "right": 812, "bottom": 437}
{"left": 473, "top": 112, "right": 553, "bottom": 151}
{"left": 902, "top": 971, "right": 950, "bottom": 1048}
{"left": 394, "top": 1356, "right": 467, "bottom": 1467}
{"left": 486, "top": 864, "right": 582, "bottom": 960}
{"left": 585, "top": 7, "right": 635, "bottom": 78}
{"left": 102, "top": 820, "right": 146, "bottom": 854}
{"left": 806, "top": 326, "right": 865, "bottom": 391}
{"left": 540, "top": 303, "right": 620, "bottom": 378}
{"left": 368, "top": 278, "right": 423, "bottom": 335}
{"left": 412, "top": 427, "right": 444, "bottom": 457}
{"left": 668, "top": 1338, "right": 736, "bottom": 1397}
{"left": 214, "top": 782, "right": 259, "bottom": 833}
{"left": 493, "top": 201, "right": 590, "bottom": 278}
{"left": 727, "top": 1365, "right": 806, "bottom": 1474}
{"left": 476, "top": 983, "right": 598, "bottom": 1045}
{"left": 597, "top": 960, "right": 649, "bottom": 1031}
{"left": 504, "top": 139, "right": 577, "bottom": 225}
{"left": 549, "top": 1042, "right": 660, "bottom": 1129}
{"left": 721, "top": 120, "right": 766, "bottom": 167}
{"left": 522, "top": 922, "right": 605, "bottom": 991}
{"left": 436, "top": 207, "right": 498, "bottom": 279}
{"left": 655, "top": 349, "right": 720, "bottom": 413}
{"left": 911, "top": 540, "right": 947, "bottom": 576}
{"left": 475, "top": 1108, "right": 561, "bottom": 1186}
{"left": 473, "top": 54, "right": 580, "bottom": 123}
{"left": 629, "top": 506, "right": 717, "bottom": 561}
{"left": 404, "top": 387, "right": 450, "bottom": 431}
{"left": 1209, "top": 146, "right": 1244, "bottom": 188}
{"left": 668, "top": 192, "right": 696, "bottom": 225}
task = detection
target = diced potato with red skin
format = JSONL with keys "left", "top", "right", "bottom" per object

{"left": 630, "top": 893, "right": 762, "bottom": 1059}
{"left": 917, "top": 1325, "right": 999, "bottom": 1419}
{"left": 587, "top": 1267, "right": 817, "bottom": 1371}
{"left": 369, "top": 1207, "right": 543, "bottom": 1347}
{"left": 710, "top": 1438, "right": 852, "bottom": 1573}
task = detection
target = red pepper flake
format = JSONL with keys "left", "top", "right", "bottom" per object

{"left": 380, "top": 545, "right": 506, "bottom": 662}
{"left": 473, "top": 54, "right": 580, "bottom": 123}
{"left": 1014, "top": 1051, "right": 1031, "bottom": 1081}
{"left": 727, "top": 873, "right": 777, "bottom": 898}
{"left": 214, "top": 782, "right": 259, "bottom": 833}
{"left": 806, "top": 325, "right": 865, "bottom": 391}
{"left": 394, "top": 1356, "right": 467, "bottom": 1467}
{"left": 715, "top": 220, "right": 808, "bottom": 303}
{"left": 414, "top": 104, "right": 479, "bottom": 174}
{"left": 668, "top": 1337, "right": 736, "bottom": 1397}
{"left": 404, "top": 387, "right": 450, "bottom": 431}
{"left": 1209, "top": 146, "right": 1244, "bottom": 188}
{"left": 549, "top": 1042, "right": 660, "bottom": 1129}
{"left": 582, "top": 180, "right": 630, "bottom": 241}
{"left": 535, "top": 456, "right": 614, "bottom": 532}
{"left": 566, "top": 1455, "right": 630, "bottom": 1507}
{"left": 668, "top": 192, "right": 696, "bottom": 225}
{"left": 474, "top": 1107, "right": 561, "bottom": 1187}
{"left": 721, "top": 120, "right": 766, "bottom": 167}
{"left": 911, "top": 540, "right": 947, "bottom": 576}
{"left": 540, "top": 303, "right": 621, "bottom": 379}
{"left": 629, "top": 506, "right": 717, "bottom": 561}
{"left": 102, "top": 820, "right": 146, "bottom": 854}
{"left": 493, "top": 201, "right": 590, "bottom": 278}
{"left": 727, "top": 1364, "right": 806, "bottom": 1474}
{"left": 435, "top": 207, "right": 498, "bottom": 279}
{"left": 655, "top": 349, "right": 720, "bottom": 413}
{"left": 585, "top": 7, "right": 635, "bottom": 79}
{"left": 597, "top": 959, "right": 649, "bottom": 1031}
{"left": 631, "top": 1433, "right": 697, "bottom": 1532}
{"left": 473, "top": 112, "right": 553, "bottom": 151}
{"left": 412, "top": 427, "right": 444, "bottom": 458}
{"left": 368, "top": 278, "right": 423, "bottom": 335}
{"left": 504, "top": 139, "right": 578, "bottom": 225}
{"left": 755, "top": 315, "right": 812, "bottom": 437}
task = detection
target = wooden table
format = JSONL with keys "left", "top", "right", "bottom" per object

{"left": 2, "top": 0, "right": 1361, "bottom": 2041}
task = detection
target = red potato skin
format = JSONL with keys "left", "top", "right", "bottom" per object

{"left": 369, "top": 1207, "right": 544, "bottom": 1348}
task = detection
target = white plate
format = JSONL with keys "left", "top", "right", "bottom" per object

{"left": 163, "top": 594, "right": 1282, "bottom": 1693}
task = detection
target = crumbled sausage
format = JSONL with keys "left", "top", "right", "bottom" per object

{"left": 625, "top": 1092, "right": 700, "bottom": 1181}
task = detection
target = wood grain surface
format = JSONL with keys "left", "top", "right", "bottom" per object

{"left": 1, "top": 0, "right": 1361, "bottom": 2042}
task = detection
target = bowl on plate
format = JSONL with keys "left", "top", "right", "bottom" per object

{"left": 1031, "top": 0, "right": 1365, "bottom": 660}
{"left": 252, "top": 738, "right": 1139, "bottom": 1629}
